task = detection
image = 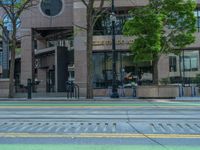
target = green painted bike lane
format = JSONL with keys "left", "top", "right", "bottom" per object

{"left": 0, "top": 145, "right": 200, "bottom": 150}
{"left": 0, "top": 101, "right": 200, "bottom": 107}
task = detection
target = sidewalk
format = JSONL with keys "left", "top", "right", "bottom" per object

{"left": 176, "top": 97, "right": 200, "bottom": 101}
{"left": 0, "top": 96, "right": 200, "bottom": 102}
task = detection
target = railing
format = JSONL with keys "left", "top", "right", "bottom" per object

{"left": 179, "top": 85, "right": 197, "bottom": 97}
{"left": 66, "top": 81, "right": 79, "bottom": 99}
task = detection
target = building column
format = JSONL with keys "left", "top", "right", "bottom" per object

{"left": 73, "top": 2, "right": 87, "bottom": 97}
{"left": 20, "top": 29, "right": 33, "bottom": 85}
{"left": 37, "top": 39, "right": 47, "bottom": 50}
{"left": 158, "top": 54, "right": 170, "bottom": 82}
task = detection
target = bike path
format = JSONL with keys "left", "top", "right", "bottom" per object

{"left": 0, "top": 101, "right": 199, "bottom": 108}
{"left": 0, "top": 144, "right": 199, "bottom": 150}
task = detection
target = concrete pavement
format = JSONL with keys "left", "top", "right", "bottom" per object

{"left": 0, "top": 104, "right": 199, "bottom": 135}
{"left": 0, "top": 100, "right": 200, "bottom": 149}
{"left": 1, "top": 96, "right": 200, "bottom": 102}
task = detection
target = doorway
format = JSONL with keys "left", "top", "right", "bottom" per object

{"left": 47, "top": 69, "right": 55, "bottom": 92}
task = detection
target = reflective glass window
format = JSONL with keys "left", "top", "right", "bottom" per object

{"left": 41, "top": 0, "right": 62, "bottom": 16}
{"left": 93, "top": 52, "right": 153, "bottom": 89}
{"left": 3, "top": 15, "right": 21, "bottom": 31}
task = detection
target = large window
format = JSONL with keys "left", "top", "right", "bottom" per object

{"left": 194, "top": 8, "right": 200, "bottom": 32}
{"left": 169, "top": 56, "right": 177, "bottom": 72}
{"left": 169, "top": 50, "right": 200, "bottom": 84}
{"left": 41, "top": 0, "right": 63, "bottom": 16}
{"left": 93, "top": 52, "right": 153, "bottom": 88}
{"left": 95, "top": 8, "right": 200, "bottom": 34}
{"left": 181, "top": 51, "right": 199, "bottom": 71}
{"left": 93, "top": 52, "right": 113, "bottom": 88}
{"left": 3, "top": 15, "right": 21, "bottom": 31}
{"left": 94, "top": 10, "right": 130, "bottom": 35}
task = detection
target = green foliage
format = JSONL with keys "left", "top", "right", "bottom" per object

{"left": 123, "top": 0, "right": 197, "bottom": 62}
{"left": 123, "top": 7, "right": 164, "bottom": 62}
{"left": 0, "top": 0, "right": 33, "bottom": 18}
{"left": 16, "top": 48, "right": 21, "bottom": 55}
{"left": 160, "top": 77, "right": 170, "bottom": 85}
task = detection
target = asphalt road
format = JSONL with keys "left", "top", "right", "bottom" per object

{"left": 0, "top": 101, "right": 200, "bottom": 149}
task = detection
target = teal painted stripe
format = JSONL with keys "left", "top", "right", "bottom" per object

{"left": 0, "top": 145, "right": 199, "bottom": 150}
{"left": 0, "top": 101, "right": 200, "bottom": 107}
{"left": 0, "top": 103, "right": 200, "bottom": 107}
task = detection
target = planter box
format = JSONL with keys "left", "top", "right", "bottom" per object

{"left": 136, "top": 85, "right": 179, "bottom": 98}
{"left": 93, "top": 88, "right": 134, "bottom": 97}
{"left": 0, "top": 79, "right": 10, "bottom": 98}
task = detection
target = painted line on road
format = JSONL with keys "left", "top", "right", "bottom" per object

{"left": 1, "top": 133, "right": 200, "bottom": 139}
{"left": 0, "top": 105, "right": 200, "bottom": 109}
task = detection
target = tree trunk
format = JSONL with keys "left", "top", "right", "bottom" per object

{"left": 8, "top": 26, "right": 17, "bottom": 98}
{"left": 152, "top": 55, "right": 159, "bottom": 85}
{"left": 86, "top": 7, "right": 94, "bottom": 99}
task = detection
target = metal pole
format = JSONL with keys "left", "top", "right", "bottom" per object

{"left": 110, "top": 0, "right": 119, "bottom": 98}
{"left": 27, "top": 78, "right": 32, "bottom": 99}
{"left": 183, "top": 50, "right": 186, "bottom": 86}
{"left": 189, "top": 57, "right": 191, "bottom": 86}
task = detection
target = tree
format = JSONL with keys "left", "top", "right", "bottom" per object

{"left": 80, "top": 0, "right": 106, "bottom": 99}
{"left": 0, "top": 0, "right": 38, "bottom": 98}
{"left": 123, "top": 0, "right": 196, "bottom": 84}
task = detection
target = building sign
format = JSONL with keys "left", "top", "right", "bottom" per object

{"left": 93, "top": 39, "right": 134, "bottom": 46}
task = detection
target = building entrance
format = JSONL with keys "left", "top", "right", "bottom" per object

{"left": 47, "top": 69, "right": 55, "bottom": 92}
{"left": 33, "top": 28, "right": 74, "bottom": 93}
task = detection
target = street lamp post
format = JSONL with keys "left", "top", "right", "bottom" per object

{"left": 110, "top": 0, "right": 119, "bottom": 98}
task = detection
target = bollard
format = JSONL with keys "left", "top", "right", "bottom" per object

{"left": 179, "top": 85, "right": 182, "bottom": 97}
{"left": 27, "top": 78, "right": 32, "bottom": 99}
{"left": 192, "top": 86, "right": 196, "bottom": 97}
{"left": 66, "top": 81, "right": 80, "bottom": 99}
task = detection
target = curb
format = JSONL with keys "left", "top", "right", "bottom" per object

{"left": 0, "top": 97, "right": 200, "bottom": 102}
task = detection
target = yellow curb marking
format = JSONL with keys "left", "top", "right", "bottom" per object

{"left": 0, "top": 106, "right": 199, "bottom": 109}
{"left": 1, "top": 133, "right": 200, "bottom": 139}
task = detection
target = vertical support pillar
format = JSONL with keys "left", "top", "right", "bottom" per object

{"left": 74, "top": 2, "right": 87, "bottom": 97}
{"left": 111, "top": 0, "right": 119, "bottom": 98}
{"left": 21, "top": 29, "right": 33, "bottom": 85}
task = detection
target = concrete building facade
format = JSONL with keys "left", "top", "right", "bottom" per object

{"left": 0, "top": 0, "right": 200, "bottom": 97}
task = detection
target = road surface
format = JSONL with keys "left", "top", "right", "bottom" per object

{"left": 0, "top": 100, "right": 199, "bottom": 150}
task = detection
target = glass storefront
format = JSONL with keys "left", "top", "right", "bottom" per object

{"left": 93, "top": 50, "right": 200, "bottom": 88}
{"left": 181, "top": 52, "right": 199, "bottom": 71}
{"left": 93, "top": 51, "right": 153, "bottom": 89}
{"left": 169, "top": 50, "right": 200, "bottom": 84}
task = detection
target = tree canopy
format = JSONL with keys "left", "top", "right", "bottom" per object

{"left": 123, "top": 0, "right": 197, "bottom": 62}
{"left": 123, "top": 0, "right": 196, "bottom": 84}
